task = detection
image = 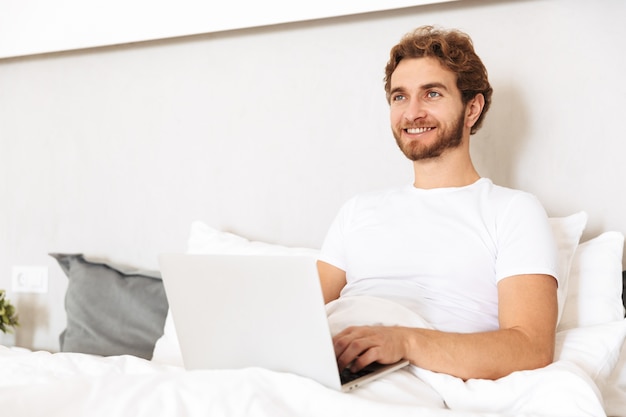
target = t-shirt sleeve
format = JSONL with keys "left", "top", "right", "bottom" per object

{"left": 495, "top": 192, "right": 559, "bottom": 284}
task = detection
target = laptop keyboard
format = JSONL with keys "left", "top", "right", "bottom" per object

{"left": 339, "top": 362, "right": 384, "bottom": 384}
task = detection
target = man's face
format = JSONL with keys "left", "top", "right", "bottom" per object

{"left": 389, "top": 57, "right": 468, "bottom": 161}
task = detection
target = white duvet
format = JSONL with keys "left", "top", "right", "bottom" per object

{"left": 1, "top": 296, "right": 625, "bottom": 417}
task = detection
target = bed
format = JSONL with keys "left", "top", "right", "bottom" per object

{"left": 1, "top": 213, "right": 625, "bottom": 417}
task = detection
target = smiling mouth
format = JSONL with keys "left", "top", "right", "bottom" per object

{"left": 405, "top": 127, "right": 434, "bottom": 134}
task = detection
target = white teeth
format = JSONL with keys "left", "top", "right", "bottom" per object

{"left": 406, "top": 127, "right": 433, "bottom": 134}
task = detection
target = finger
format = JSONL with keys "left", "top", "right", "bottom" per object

{"left": 335, "top": 340, "right": 364, "bottom": 370}
{"left": 332, "top": 326, "right": 362, "bottom": 357}
{"left": 349, "top": 347, "right": 380, "bottom": 373}
{"left": 335, "top": 333, "right": 374, "bottom": 370}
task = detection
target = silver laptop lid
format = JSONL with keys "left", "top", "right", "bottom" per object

{"left": 159, "top": 253, "right": 343, "bottom": 390}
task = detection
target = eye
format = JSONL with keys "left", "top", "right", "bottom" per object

{"left": 392, "top": 94, "right": 406, "bottom": 102}
{"left": 427, "top": 91, "right": 441, "bottom": 99}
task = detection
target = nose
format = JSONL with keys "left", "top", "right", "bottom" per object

{"left": 403, "top": 98, "right": 426, "bottom": 122}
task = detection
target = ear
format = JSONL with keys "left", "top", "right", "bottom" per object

{"left": 465, "top": 94, "right": 485, "bottom": 129}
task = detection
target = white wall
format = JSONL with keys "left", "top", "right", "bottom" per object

{"left": 1, "top": 0, "right": 625, "bottom": 351}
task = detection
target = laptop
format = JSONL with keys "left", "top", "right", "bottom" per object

{"left": 158, "top": 253, "right": 409, "bottom": 392}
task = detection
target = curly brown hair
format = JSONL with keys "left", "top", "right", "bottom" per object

{"left": 384, "top": 26, "right": 493, "bottom": 135}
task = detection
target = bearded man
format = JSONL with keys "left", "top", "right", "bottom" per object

{"left": 317, "top": 26, "right": 558, "bottom": 381}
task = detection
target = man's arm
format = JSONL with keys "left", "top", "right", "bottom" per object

{"left": 332, "top": 273, "right": 558, "bottom": 380}
{"left": 317, "top": 260, "right": 347, "bottom": 304}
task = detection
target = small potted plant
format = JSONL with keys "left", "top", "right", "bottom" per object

{"left": 0, "top": 290, "right": 19, "bottom": 334}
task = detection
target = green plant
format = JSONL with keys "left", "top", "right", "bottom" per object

{"left": 0, "top": 289, "right": 19, "bottom": 334}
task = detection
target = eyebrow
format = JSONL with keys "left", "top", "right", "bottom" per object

{"left": 389, "top": 82, "right": 450, "bottom": 97}
{"left": 421, "top": 82, "right": 450, "bottom": 92}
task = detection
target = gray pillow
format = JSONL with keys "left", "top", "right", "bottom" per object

{"left": 50, "top": 253, "right": 168, "bottom": 359}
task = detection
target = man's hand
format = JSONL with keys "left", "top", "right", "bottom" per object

{"left": 333, "top": 325, "right": 410, "bottom": 372}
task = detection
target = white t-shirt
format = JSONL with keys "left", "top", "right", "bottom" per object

{"left": 318, "top": 178, "right": 558, "bottom": 333}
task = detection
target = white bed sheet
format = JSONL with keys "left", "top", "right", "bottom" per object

{"left": 605, "top": 340, "right": 626, "bottom": 417}
{"left": 1, "top": 297, "right": 625, "bottom": 417}
{"left": 0, "top": 345, "right": 613, "bottom": 417}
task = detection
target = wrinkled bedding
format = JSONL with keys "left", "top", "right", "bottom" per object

{"left": 1, "top": 296, "right": 625, "bottom": 417}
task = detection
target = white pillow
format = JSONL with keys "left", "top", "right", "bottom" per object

{"left": 548, "top": 211, "right": 588, "bottom": 325}
{"left": 554, "top": 319, "right": 626, "bottom": 389}
{"left": 557, "top": 231, "right": 625, "bottom": 332}
{"left": 151, "top": 222, "right": 320, "bottom": 366}
{"left": 187, "top": 221, "right": 320, "bottom": 256}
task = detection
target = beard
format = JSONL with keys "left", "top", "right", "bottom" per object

{"left": 393, "top": 110, "right": 465, "bottom": 161}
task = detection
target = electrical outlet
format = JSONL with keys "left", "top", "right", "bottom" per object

{"left": 12, "top": 266, "right": 49, "bottom": 293}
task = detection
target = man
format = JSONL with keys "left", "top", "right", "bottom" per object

{"left": 317, "top": 26, "right": 558, "bottom": 381}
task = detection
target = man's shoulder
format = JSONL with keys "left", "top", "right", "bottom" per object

{"left": 482, "top": 180, "right": 548, "bottom": 226}
{"left": 483, "top": 179, "right": 540, "bottom": 205}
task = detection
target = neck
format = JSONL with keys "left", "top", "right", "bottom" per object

{"left": 411, "top": 143, "right": 480, "bottom": 190}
